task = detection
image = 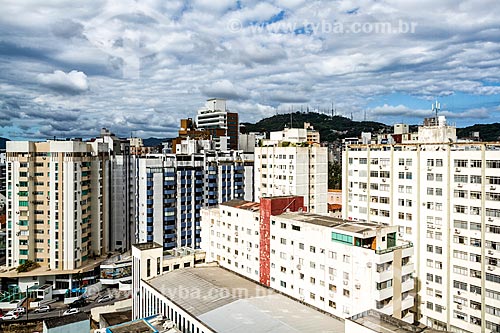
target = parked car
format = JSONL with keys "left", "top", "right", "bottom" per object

{"left": 15, "top": 307, "right": 26, "bottom": 315}
{"left": 34, "top": 305, "right": 51, "bottom": 313}
{"left": 69, "top": 298, "right": 88, "bottom": 308}
{"left": 63, "top": 308, "right": 80, "bottom": 316}
{"left": 97, "top": 295, "right": 115, "bottom": 303}
{"left": 2, "top": 313, "right": 19, "bottom": 320}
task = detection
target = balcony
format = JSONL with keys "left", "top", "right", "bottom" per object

{"left": 375, "top": 287, "right": 393, "bottom": 301}
{"left": 375, "top": 269, "right": 393, "bottom": 282}
{"left": 401, "top": 295, "right": 414, "bottom": 311}
{"left": 401, "top": 279, "right": 414, "bottom": 293}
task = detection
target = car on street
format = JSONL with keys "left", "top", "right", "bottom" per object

{"left": 34, "top": 305, "right": 51, "bottom": 313}
{"left": 2, "top": 313, "right": 19, "bottom": 320}
{"left": 15, "top": 307, "right": 26, "bottom": 315}
{"left": 97, "top": 295, "right": 115, "bottom": 303}
{"left": 69, "top": 298, "right": 88, "bottom": 308}
{"left": 63, "top": 308, "right": 80, "bottom": 316}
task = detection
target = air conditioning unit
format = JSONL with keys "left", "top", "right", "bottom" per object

{"left": 457, "top": 184, "right": 463, "bottom": 188}
{"left": 488, "top": 266, "right": 495, "bottom": 271}
{"left": 296, "top": 264, "right": 302, "bottom": 270}
{"left": 343, "top": 280, "right": 348, "bottom": 286}
{"left": 366, "top": 262, "right": 372, "bottom": 268}
{"left": 355, "top": 283, "right": 361, "bottom": 289}
{"left": 489, "top": 217, "right": 494, "bottom": 222}
{"left": 457, "top": 304, "right": 462, "bottom": 310}
{"left": 489, "top": 250, "right": 494, "bottom": 255}
{"left": 455, "top": 168, "right": 461, "bottom": 172}
{"left": 382, "top": 179, "right": 386, "bottom": 182}
{"left": 490, "top": 186, "right": 496, "bottom": 190}
{"left": 455, "top": 229, "right": 460, "bottom": 234}
{"left": 405, "top": 166, "right": 409, "bottom": 170}
{"left": 235, "top": 232, "right": 238, "bottom": 236}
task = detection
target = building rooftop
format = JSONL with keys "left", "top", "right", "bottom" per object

{"left": 146, "top": 266, "right": 344, "bottom": 333}
{"left": 101, "top": 310, "right": 132, "bottom": 327}
{"left": 277, "top": 212, "right": 387, "bottom": 235}
{"left": 349, "top": 310, "right": 447, "bottom": 333}
{"left": 278, "top": 212, "right": 346, "bottom": 227}
{"left": 133, "top": 242, "right": 163, "bottom": 251}
{"left": 221, "top": 199, "right": 260, "bottom": 211}
{"left": 0, "top": 255, "right": 108, "bottom": 277}
{"left": 44, "top": 312, "right": 89, "bottom": 329}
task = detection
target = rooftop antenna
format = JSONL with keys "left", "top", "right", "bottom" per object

{"left": 432, "top": 100, "right": 440, "bottom": 120}
{"left": 350, "top": 112, "right": 353, "bottom": 121}
{"left": 331, "top": 103, "right": 334, "bottom": 118}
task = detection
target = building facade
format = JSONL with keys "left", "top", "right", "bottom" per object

{"left": 342, "top": 119, "right": 500, "bottom": 332}
{"left": 196, "top": 98, "right": 239, "bottom": 150}
{"left": 6, "top": 140, "right": 110, "bottom": 270}
{"left": 201, "top": 198, "right": 415, "bottom": 322}
{"left": 255, "top": 140, "right": 328, "bottom": 214}
{"left": 136, "top": 141, "right": 247, "bottom": 250}
{"left": 96, "top": 129, "right": 137, "bottom": 252}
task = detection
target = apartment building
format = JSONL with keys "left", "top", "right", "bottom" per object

{"left": 196, "top": 98, "right": 239, "bottom": 150}
{"left": 342, "top": 117, "right": 500, "bottom": 333}
{"left": 95, "top": 128, "right": 137, "bottom": 252}
{"left": 6, "top": 140, "right": 110, "bottom": 270}
{"left": 136, "top": 139, "right": 247, "bottom": 250}
{"left": 201, "top": 197, "right": 415, "bottom": 322}
{"left": 255, "top": 131, "right": 328, "bottom": 214}
{"left": 0, "top": 149, "right": 6, "bottom": 197}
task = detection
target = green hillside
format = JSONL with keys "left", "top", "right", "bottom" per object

{"left": 457, "top": 123, "right": 500, "bottom": 142}
{"left": 242, "top": 112, "right": 390, "bottom": 142}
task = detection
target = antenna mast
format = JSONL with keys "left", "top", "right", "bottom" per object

{"left": 432, "top": 100, "right": 441, "bottom": 120}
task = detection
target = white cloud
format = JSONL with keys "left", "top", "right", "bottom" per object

{"left": 0, "top": 0, "right": 500, "bottom": 138}
{"left": 37, "top": 70, "right": 89, "bottom": 93}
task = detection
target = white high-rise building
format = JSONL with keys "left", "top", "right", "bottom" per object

{"left": 6, "top": 140, "right": 110, "bottom": 270}
{"left": 255, "top": 130, "right": 328, "bottom": 214}
{"left": 96, "top": 128, "right": 137, "bottom": 252}
{"left": 342, "top": 116, "right": 500, "bottom": 333}
{"left": 196, "top": 98, "right": 239, "bottom": 150}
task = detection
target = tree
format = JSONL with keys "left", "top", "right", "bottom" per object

{"left": 328, "top": 161, "right": 342, "bottom": 189}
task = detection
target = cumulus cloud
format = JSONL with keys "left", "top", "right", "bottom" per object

{"left": 0, "top": 0, "right": 500, "bottom": 138}
{"left": 37, "top": 70, "right": 89, "bottom": 94}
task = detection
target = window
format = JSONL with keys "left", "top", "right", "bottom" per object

{"left": 453, "top": 280, "right": 467, "bottom": 290}
{"left": 470, "top": 160, "right": 481, "bottom": 168}
{"left": 454, "top": 159, "right": 468, "bottom": 168}
{"left": 470, "top": 175, "right": 482, "bottom": 184}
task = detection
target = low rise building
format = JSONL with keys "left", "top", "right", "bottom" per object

{"left": 201, "top": 197, "right": 415, "bottom": 322}
{"left": 135, "top": 265, "right": 345, "bottom": 333}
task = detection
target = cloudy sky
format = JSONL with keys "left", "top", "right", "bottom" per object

{"left": 1, "top": 0, "right": 500, "bottom": 140}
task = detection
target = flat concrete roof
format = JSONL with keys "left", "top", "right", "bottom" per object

{"left": 277, "top": 212, "right": 345, "bottom": 227}
{"left": 0, "top": 256, "right": 107, "bottom": 278}
{"left": 101, "top": 310, "right": 132, "bottom": 327}
{"left": 133, "top": 242, "right": 163, "bottom": 251}
{"left": 44, "top": 312, "right": 89, "bottom": 329}
{"left": 277, "top": 212, "right": 386, "bottom": 235}
{"left": 146, "top": 266, "right": 344, "bottom": 333}
{"left": 221, "top": 200, "right": 260, "bottom": 211}
{"left": 349, "top": 310, "right": 446, "bottom": 333}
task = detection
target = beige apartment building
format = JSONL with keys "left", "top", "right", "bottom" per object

{"left": 6, "top": 140, "right": 110, "bottom": 271}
